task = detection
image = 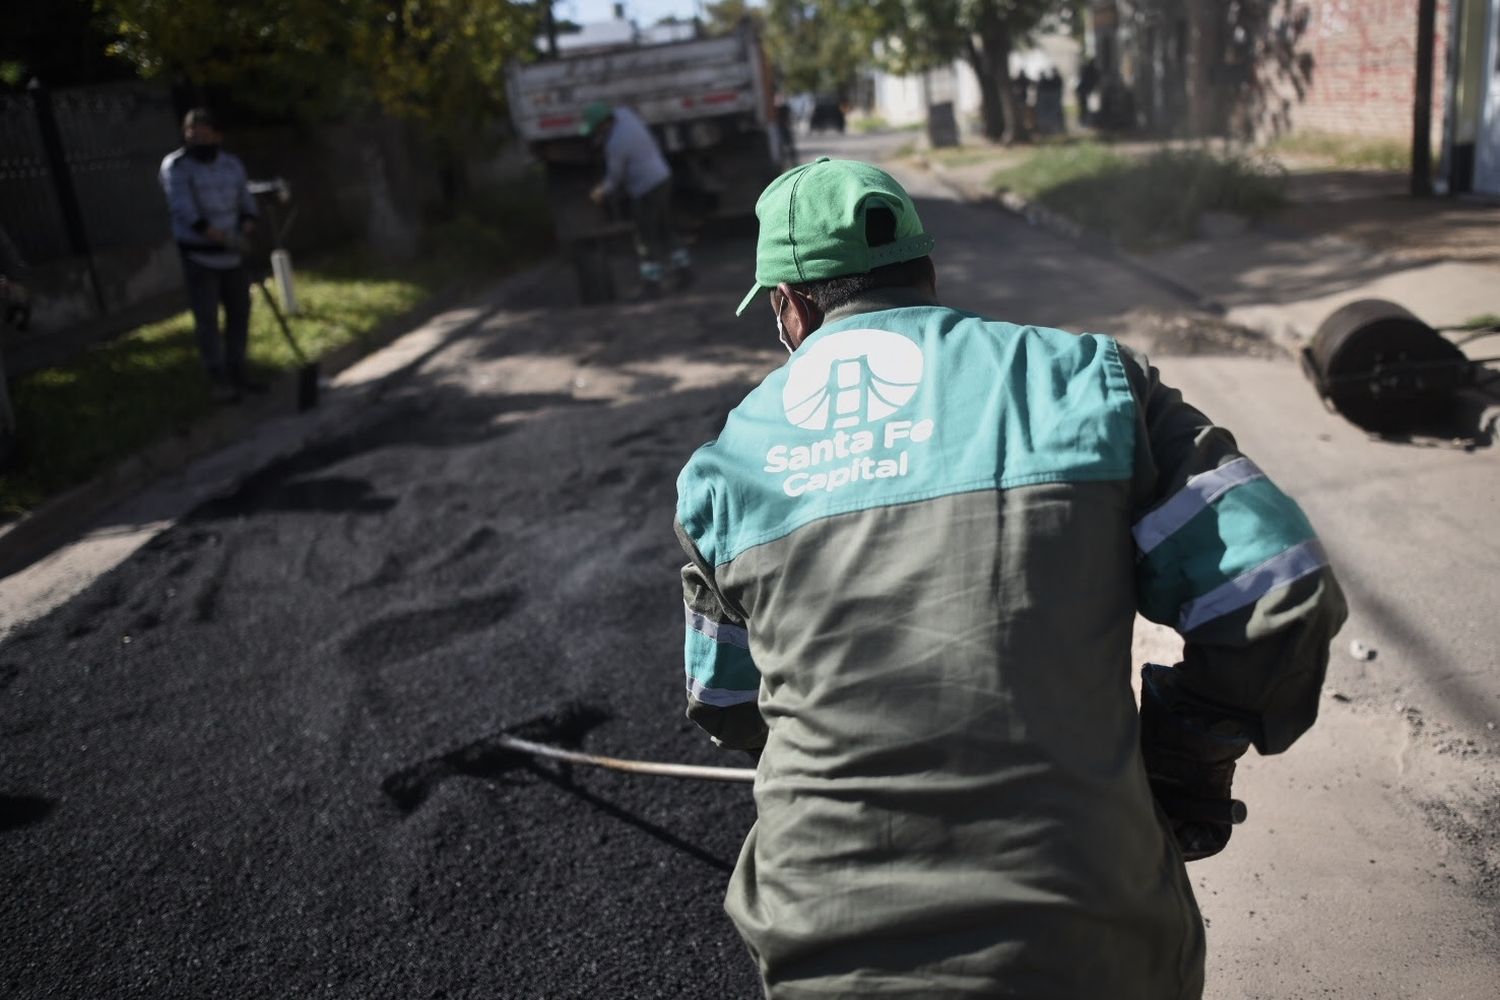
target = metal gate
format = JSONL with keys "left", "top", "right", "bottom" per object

{"left": 0, "top": 82, "right": 181, "bottom": 370}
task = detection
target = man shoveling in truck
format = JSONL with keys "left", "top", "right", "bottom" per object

{"left": 581, "top": 101, "right": 691, "bottom": 299}
{"left": 673, "top": 157, "right": 1347, "bottom": 999}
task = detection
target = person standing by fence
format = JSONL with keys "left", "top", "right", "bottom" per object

{"left": 159, "top": 108, "right": 263, "bottom": 403}
{"left": 582, "top": 101, "right": 693, "bottom": 301}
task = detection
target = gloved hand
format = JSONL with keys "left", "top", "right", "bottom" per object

{"left": 1140, "top": 664, "right": 1250, "bottom": 862}
{"left": 588, "top": 183, "right": 608, "bottom": 206}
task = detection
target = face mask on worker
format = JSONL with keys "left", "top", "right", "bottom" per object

{"left": 776, "top": 309, "right": 794, "bottom": 354}
{"left": 188, "top": 142, "right": 220, "bottom": 163}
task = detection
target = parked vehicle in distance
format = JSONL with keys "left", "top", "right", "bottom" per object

{"left": 809, "top": 95, "right": 846, "bottom": 133}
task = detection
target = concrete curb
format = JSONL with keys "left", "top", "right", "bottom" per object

{"left": 0, "top": 262, "right": 559, "bottom": 584}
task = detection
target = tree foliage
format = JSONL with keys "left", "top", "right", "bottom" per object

{"left": 349, "top": 0, "right": 538, "bottom": 133}
{"left": 760, "top": 0, "right": 1062, "bottom": 139}
{"left": 701, "top": 0, "right": 764, "bottom": 36}
{"left": 97, "top": 0, "right": 539, "bottom": 134}
{"left": 762, "top": 0, "right": 884, "bottom": 96}
{"left": 0, "top": 0, "right": 135, "bottom": 89}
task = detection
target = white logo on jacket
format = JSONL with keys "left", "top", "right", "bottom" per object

{"left": 781, "top": 329, "right": 924, "bottom": 430}
{"left": 765, "top": 329, "right": 936, "bottom": 498}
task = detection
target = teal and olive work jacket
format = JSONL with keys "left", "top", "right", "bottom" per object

{"left": 674, "top": 295, "right": 1347, "bottom": 999}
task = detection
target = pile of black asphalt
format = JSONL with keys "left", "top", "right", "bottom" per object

{"left": 0, "top": 242, "right": 770, "bottom": 998}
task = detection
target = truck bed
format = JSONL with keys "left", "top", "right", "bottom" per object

{"left": 507, "top": 31, "right": 766, "bottom": 143}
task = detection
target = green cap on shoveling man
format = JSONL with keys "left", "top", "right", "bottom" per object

{"left": 580, "top": 101, "right": 613, "bottom": 137}
{"left": 735, "top": 157, "right": 935, "bottom": 316}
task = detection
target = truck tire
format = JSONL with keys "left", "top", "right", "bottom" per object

{"left": 570, "top": 241, "right": 615, "bottom": 305}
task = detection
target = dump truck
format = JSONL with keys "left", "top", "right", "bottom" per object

{"left": 506, "top": 24, "right": 787, "bottom": 302}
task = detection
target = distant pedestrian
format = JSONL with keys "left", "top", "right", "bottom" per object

{"left": 1012, "top": 71, "right": 1034, "bottom": 110}
{"left": 582, "top": 102, "right": 692, "bottom": 300}
{"left": 1036, "top": 69, "right": 1066, "bottom": 135}
{"left": 1012, "top": 71, "right": 1038, "bottom": 136}
{"left": 159, "top": 108, "right": 264, "bottom": 403}
{"left": 1077, "top": 57, "right": 1101, "bottom": 126}
{"left": 773, "top": 94, "right": 797, "bottom": 168}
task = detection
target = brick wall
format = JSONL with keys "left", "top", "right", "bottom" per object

{"left": 1262, "top": 0, "right": 1450, "bottom": 139}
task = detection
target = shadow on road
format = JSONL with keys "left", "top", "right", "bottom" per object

{"left": 0, "top": 793, "right": 56, "bottom": 832}
{"left": 523, "top": 764, "right": 736, "bottom": 874}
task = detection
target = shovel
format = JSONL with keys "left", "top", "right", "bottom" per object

{"left": 254, "top": 276, "right": 320, "bottom": 411}
{"left": 244, "top": 178, "right": 318, "bottom": 410}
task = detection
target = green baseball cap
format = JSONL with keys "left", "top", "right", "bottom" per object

{"left": 736, "top": 157, "right": 934, "bottom": 316}
{"left": 580, "top": 102, "right": 612, "bottom": 136}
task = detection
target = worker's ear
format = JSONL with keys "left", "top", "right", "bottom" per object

{"left": 775, "top": 283, "right": 822, "bottom": 349}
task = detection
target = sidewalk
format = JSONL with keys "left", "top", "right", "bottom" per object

{"left": 1143, "top": 167, "right": 1500, "bottom": 345}
{"left": 913, "top": 144, "right": 1500, "bottom": 348}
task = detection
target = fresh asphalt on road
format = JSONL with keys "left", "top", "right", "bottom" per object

{"left": 3, "top": 130, "right": 1495, "bottom": 998}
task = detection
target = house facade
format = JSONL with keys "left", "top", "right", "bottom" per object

{"left": 1088, "top": 0, "right": 1498, "bottom": 195}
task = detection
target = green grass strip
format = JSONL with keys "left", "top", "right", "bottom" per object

{"left": 2, "top": 268, "right": 419, "bottom": 515}
{"left": 989, "top": 142, "right": 1287, "bottom": 249}
{"left": 1266, "top": 131, "right": 1413, "bottom": 172}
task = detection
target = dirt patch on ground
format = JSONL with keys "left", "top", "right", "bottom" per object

{"left": 1401, "top": 705, "right": 1500, "bottom": 903}
{"left": 1420, "top": 794, "right": 1500, "bottom": 903}
{"left": 1115, "top": 307, "right": 1286, "bottom": 359}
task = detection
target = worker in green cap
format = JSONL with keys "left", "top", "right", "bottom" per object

{"left": 673, "top": 157, "right": 1346, "bottom": 998}
{"left": 580, "top": 101, "right": 691, "bottom": 299}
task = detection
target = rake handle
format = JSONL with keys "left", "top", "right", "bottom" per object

{"left": 497, "top": 734, "right": 756, "bottom": 783}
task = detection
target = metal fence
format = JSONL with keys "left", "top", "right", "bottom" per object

{"left": 50, "top": 84, "right": 179, "bottom": 259}
{"left": 0, "top": 92, "right": 72, "bottom": 265}
{"left": 0, "top": 82, "right": 182, "bottom": 372}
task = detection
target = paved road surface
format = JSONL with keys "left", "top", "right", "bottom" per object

{"left": 2, "top": 130, "right": 1496, "bottom": 998}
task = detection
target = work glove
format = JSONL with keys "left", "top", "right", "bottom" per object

{"left": 1139, "top": 663, "right": 1250, "bottom": 862}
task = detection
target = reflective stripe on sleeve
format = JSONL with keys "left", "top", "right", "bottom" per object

{"left": 685, "top": 628, "right": 759, "bottom": 706}
{"left": 684, "top": 604, "right": 749, "bottom": 648}
{"left": 1134, "top": 457, "right": 1266, "bottom": 555}
{"left": 1179, "top": 539, "right": 1328, "bottom": 632}
{"left": 687, "top": 678, "right": 760, "bottom": 707}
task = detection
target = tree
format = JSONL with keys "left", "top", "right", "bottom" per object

{"left": 873, "top": 0, "right": 1058, "bottom": 143}
{"left": 702, "top": 0, "right": 764, "bottom": 37}
{"left": 759, "top": 0, "right": 1061, "bottom": 141}
{"left": 349, "top": 0, "right": 539, "bottom": 139}
{"left": 0, "top": 0, "right": 134, "bottom": 89}
{"left": 100, "top": 0, "right": 364, "bottom": 117}
{"left": 762, "top": 0, "right": 882, "bottom": 97}
{"left": 97, "top": 0, "right": 540, "bottom": 137}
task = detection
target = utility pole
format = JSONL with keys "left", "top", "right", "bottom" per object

{"left": 1411, "top": 0, "right": 1437, "bottom": 196}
